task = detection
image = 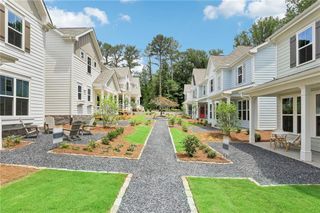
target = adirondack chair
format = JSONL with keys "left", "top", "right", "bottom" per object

{"left": 285, "top": 133, "right": 301, "bottom": 151}
{"left": 44, "top": 116, "right": 55, "bottom": 134}
{"left": 20, "top": 119, "right": 39, "bottom": 138}
{"left": 81, "top": 117, "right": 95, "bottom": 135}
{"left": 63, "top": 121, "right": 82, "bottom": 141}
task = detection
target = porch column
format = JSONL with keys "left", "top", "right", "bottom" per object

{"left": 249, "top": 96, "right": 257, "bottom": 144}
{"left": 122, "top": 93, "right": 125, "bottom": 111}
{"left": 226, "top": 96, "right": 231, "bottom": 104}
{"left": 100, "top": 89, "right": 104, "bottom": 100}
{"left": 276, "top": 96, "right": 282, "bottom": 130}
{"left": 300, "top": 85, "right": 312, "bottom": 161}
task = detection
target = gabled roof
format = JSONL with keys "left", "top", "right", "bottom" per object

{"left": 184, "top": 84, "right": 192, "bottom": 93}
{"left": 57, "top": 28, "right": 92, "bottom": 38}
{"left": 210, "top": 46, "right": 252, "bottom": 70}
{"left": 192, "top": 68, "right": 206, "bottom": 85}
{"left": 268, "top": 1, "right": 320, "bottom": 41}
{"left": 34, "top": 0, "right": 53, "bottom": 26}
{"left": 94, "top": 69, "right": 114, "bottom": 85}
{"left": 114, "top": 67, "right": 130, "bottom": 78}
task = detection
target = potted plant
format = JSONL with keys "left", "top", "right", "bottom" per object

{"left": 216, "top": 102, "right": 239, "bottom": 148}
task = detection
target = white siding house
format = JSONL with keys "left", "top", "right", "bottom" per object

{"left": 245, "top": 1, "right": 320, "bottom": 162}
{"left": 0, "top": 0, "right": 52, "bottom": 129}
{"left": 45, "top": 27, "right": 104, "bottom": 123}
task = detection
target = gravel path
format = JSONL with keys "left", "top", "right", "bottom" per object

{"left": 1, "top": 119, "right": 320, "bottom": 212}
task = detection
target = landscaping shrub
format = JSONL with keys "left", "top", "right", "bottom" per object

{"left": 88, "top": 140, "right": 97, "bottom": 149}
{"left": 182, "top": 135, "right": 200, "bottom": 157}
{"left": 177, "top": 118, "right": 182, "bottom": 125}
{"left": 204, "top": 147, "right": 211, "bottom": 154}
{"left": 145, "top": 120, "right": 151, "bottom": 125}
{"left": 116, "top": 127, "right": 124, "bottom": 135}
{"left": 59, "top": 143, "right": 69, "bottom": 149}
{"left": 107, "top": 130, "right": 118, "bottom": 140}
{"left": 207, "top": 150, "right": 216, "bottom": 159}
{"left": 204, "top": 120, "right": 208, "bottom": 126}
{"left": 182, "top": 123, "right": 188, "bottom": 132}
{"left": 255, "top": 133, "right": 261, "bottom": 142}
{"left": 130, "top": 119, "right": 137, "bottom": 126}
{"left": 169, "top": 117, "right": 175, "bottom": 126}
{"left": 127, "top": 144, "right": 137, "bottom": 152}
{"left": 4, "top": 135, "right": 22, "bottom": 147}
{"left": 93, "top": 121, "right": 97, "bottom": 126}
{"left": 101, "top": 136, "right": 110, "bottom": 145}
{"left": 199, "top": 144, "right": 207, "bottom": 150}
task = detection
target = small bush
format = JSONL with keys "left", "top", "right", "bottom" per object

{"left": 72, "top": 146, "right": 80, "bottom": 151}
{"left": 204, "top": 147, "right": 211, "bottom": 154}
{"left": 168, "top": 117, "right": 175, "bottom": 126}
{"left": 127, "top": 144, "right": 137, "bottom": 152}
{"left": 59, "top": 142, "right": 69, "bottom": 149}
{"left": 182, "top": 123, "right": 188, "bottom": 132}
{"left": 125, "top": 151, "right": 132, "bottom": 155}
{"left": 255, "top": 133, "right": 261, "bottom": 142}
{"left": 182, "top": 135, "right": 200, "bottom": 157}
{"left": 145, "top": 120, "right": 151, "bottom": 125}
{"left": 107, "top": 131, "right": 118, "bottom": 140}
{"left": 176, "top": 118, "right": 182, "bottom": 125}
{"left": 116, "top": 127, "right": 124, "bottom": 135}
{"left": 199, "top": 144, "right": 207, "bottom": 150}
{"left": 4, "top": 135, "right": 22, "bottom": 147}
{"left": 93, "top": 121, "right": 97, "bottom": 126}
{"left": 88, "top": 140, "right": 97, "bottom": 149}
{"left": 130, "top": 119, "right": 137, "bottom": 126}
{"left": 101, "top": 136, "right": 110, "bottom": 145}
{"left": 207, "top": 150, "right": 216, "bottom": 159}
{"left": 203, "top": 120, "right": 208, "bottom": 126}
{"left": 83, "top": 147, "right": 93, "bottom": 152}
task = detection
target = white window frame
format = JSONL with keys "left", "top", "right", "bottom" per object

{"left": 87, "top": 56, "right": 92, "bottom": 74}
{"left": 209, "top": 103, "right": 212, "bottom": 119}
{"left": 296, "top": 23, "right": 316, "bottom": 66}
{"left": 281, "top": 96, "right": 294, "bottom": 132}
{"left": 316, "top": 93, "right": 320, "bottom": 137}
{"left": 5, "top": 8, "right": 25, "bottom": 51}
{"left": 237, "top": 65, "right": 243, "bottom": 85}
{"left": 210, "top": 79, "right": 214, "bottom": 92}
{"left": 80, "top": 50, "right": 85, "bottom": 60}
{"left": 77, "top": 83, "right": 82, "bottom": 101}
{"left": 94, "top": 61, "right": 97, "bottom": 68}
{"left": 237, "top": 100, "right": 249, "bottom": 121}
{"left": 0, "top": 75, "right": 30, "bottom": 117}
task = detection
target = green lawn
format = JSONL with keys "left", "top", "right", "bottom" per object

{"left": 170, "top": 127, "right": 188, "bottom": 152}
{"left": 0, "top": 169, "right": 126, "bottom": 213}
{"left": 125, "top": 125, "right": 152, "bottom": 144}
{"left": 130, "top": 113, "right": 147, "bottom": 123}
{"left": 187, "top": 177, "right": 320, "bottom": 213}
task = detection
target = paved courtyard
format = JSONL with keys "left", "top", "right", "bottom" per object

{"left": 1, "top": 119, "right": 320, "bottom": 212}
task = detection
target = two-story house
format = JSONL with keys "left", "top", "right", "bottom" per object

{"left": 0, "top": 0, "right": 52, "bottom": 128}
{"left": 130, "top": 77, "right": 142, "bottom": 111}
{"left": 190, "top": 68, "right": 207, "bottom": 119}
{"left": 245, "top": 1, "right": 320, "bottom": 163}
{"left": 206, "top": 45, "right": 278, "bottom": 130}
{"left": 45, "top": 27, "right": 104, "bottom": 124}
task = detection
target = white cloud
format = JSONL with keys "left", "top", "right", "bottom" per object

{"left": 246, "top": 0, "right": 286, "bottom": 19}
{"left": 132, "top": 58, "right": 144, "bottom": 73}
{"left": 119, "top": 14, "right": 131, "bottom": 22}
{"left": 48, "top": 7, "right": 109, "bottom": 27}
{"left": 203, "top": 0, "right": 286, "bottom": 20}
{"left": 203, "top": 0, "right": 245, "bottom": 20}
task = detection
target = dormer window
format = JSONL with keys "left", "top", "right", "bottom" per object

{"left": 297, "top": 26, "right": 313, "bottom": 65}
{"left": 210, "top": 79, "right": 214, "bottom": 92}
{"left": 80, "top": 51, "right": 85, "bottom": 59}
{"left": 237, "top": 65, "right": 243, "bottom": 84}
{"left": 8, "top": 10, "right": 23, "bottom": 48}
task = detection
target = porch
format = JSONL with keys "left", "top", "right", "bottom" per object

{"left": 254, "top": 142, "right": 320, "bottom": 168}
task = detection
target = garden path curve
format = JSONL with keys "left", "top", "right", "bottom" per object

{"left": 1, "top": 119, "right": 320, "bottom": 213}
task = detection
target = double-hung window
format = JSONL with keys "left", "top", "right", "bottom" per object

{"left": 8, "top": 10, "right": 23, "bottom": 49}
{"left": 210, "top": 79, "right": 214, "bottom": 92}
{"left": 282, "top": 97, "right": 294, "bottom": 132}
{"left": 297, "top": 26, "right": 313, "bottom": 65}
{"left": 87, "top": 88, "right": 91, "bottom": 102}
{"left": 209, "top": 104, "right": 212, "bottom": 119}
{"left": 77, "top": 84, "right": 82, "bottom": 100}
{"left": 316, "top": 94, "right": 320, "bottom": 137}
{"left": 0, "top": 76, "right": 14, "bottom": 115}
{"left": 297, "top": 96, "right": 301, "bottom": 133}
{"left": 217, "top": 76, "right": 221, "bottom": 90}
{"left": 16, "top": 80, "right": 29, "bottom": 115}
{"left": 237, "top": 66, "right": 243, "bottom": 84}
{"left": 0, "top": 76, "right": 29, "bottom": 116}
{"left": 237, "top": 100, "right": 249, "bottom": 121}
{"left": 87, "top": 57, "right": 92, "bottom": 74}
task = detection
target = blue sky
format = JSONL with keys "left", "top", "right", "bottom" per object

{"left": 45, "top": 0, "right": 286, "bottom": 60}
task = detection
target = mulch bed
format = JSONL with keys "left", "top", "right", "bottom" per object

{"left": 230, "top": 131, "right": 272, "bottom": 142}
{"left": 0, "top": 164, "right": 39, "bottom": 186}
{"left": 52, "top": 125, "right": 145, "bottom": 159}
{"left": 176, "top": 150, "right": 230, "bottom": 163}
{"left": 2, "top": 141, "right": 33, "bottom": 151}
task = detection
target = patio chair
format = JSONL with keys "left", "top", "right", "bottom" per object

{"left": 285, "top": 134, "right": 301, "bottom": 151}
{"left": 81, "top": 117, "right": 95, "bottom": 135}
{"left": 20, "top": 119, "right": 39, "bottom": 138}
{"left": 63, "top": 121, "right": 82, "bottom": 141}
{"left": 44, "top": 116, "right": 55, "bottom": 134}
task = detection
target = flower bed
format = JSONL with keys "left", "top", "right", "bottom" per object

{"left": 52, "top": 124, "right": 152, "bottom": 159}
{"left": 2, "top": 135, "right": 33, "bottom": 151}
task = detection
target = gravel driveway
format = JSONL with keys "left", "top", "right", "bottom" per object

{"left": 1, "top": 119, "right": 320, "bottom": 213}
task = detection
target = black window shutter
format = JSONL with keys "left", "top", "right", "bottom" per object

{"left": 290, "top": 36, "right": 296, "bottom": 68}
{"left": 316, "top": 21, "right": 320, "bottom": 59}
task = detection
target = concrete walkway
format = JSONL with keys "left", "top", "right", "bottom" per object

{"left": 1, "top": 119, "right": 320, "bottom": 213}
